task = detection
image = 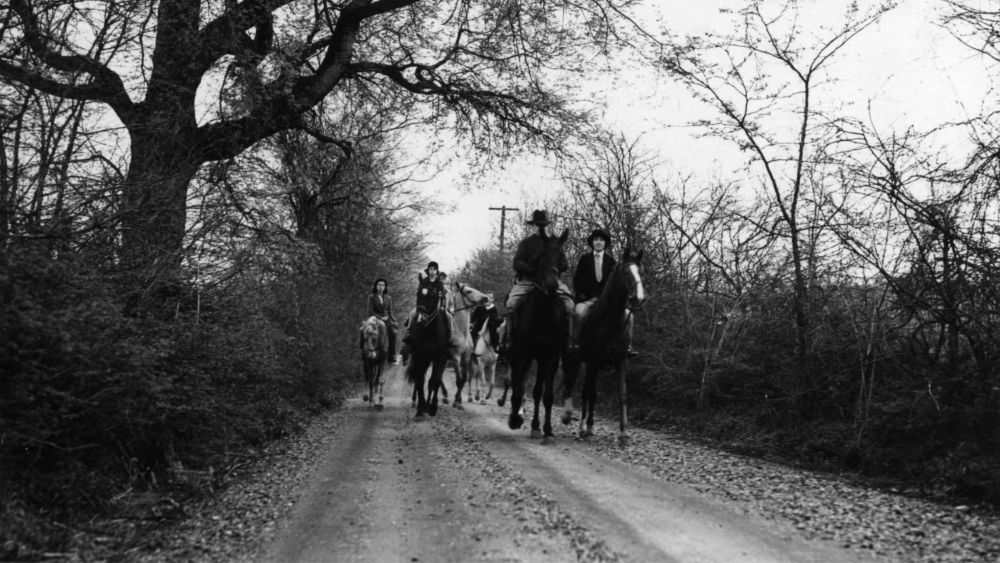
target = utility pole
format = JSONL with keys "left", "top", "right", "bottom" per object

{"left": 489, "top": 206, "right": 519, "bottom": 251}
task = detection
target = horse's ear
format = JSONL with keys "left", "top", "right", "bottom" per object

{"left": 636, "top": 249, "right": 644, "bottom": 262}
{"left": 559, "top": 229, "right": 569, "bottom": 244}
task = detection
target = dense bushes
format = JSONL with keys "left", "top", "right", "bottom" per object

{"left": 0, "top": 243, "right": 353, "bottom": 557}
{"left": 624, "top": 277, "right": 1000, "bottom": 505}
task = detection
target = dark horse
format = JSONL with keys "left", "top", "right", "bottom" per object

{"left": 405, "top": 276, "right": 450, "bottom": 419}
{"left": 562, "top": 247, "right": 646, "bottom": 445}
{"left": 508, "top": 228, "right": 570, "bottom": 445}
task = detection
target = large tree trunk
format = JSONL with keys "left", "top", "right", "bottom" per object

{"left": 119, "top": 126, "right": 202, "bottom": 286}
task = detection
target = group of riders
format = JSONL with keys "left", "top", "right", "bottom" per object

{"left": 361, "top": 209, "right": 635, "bottom": 363}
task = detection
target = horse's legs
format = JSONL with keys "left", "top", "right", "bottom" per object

{"left": 414, "top": 359, "right": 429, "bottom": 418}
{"left": 508, "top": 358, "right": 527, "bottom": 430}
{"left": 586, "top": 363, "right": 599, "bottom": 436}
{"left": 453, "top": 354, "right": 467, "bottom": 409}
{"left": 428, "top": 358, "right": 446, "bottom": 417}
{"left": 377, "top": 360, "right": 386, "bottom": 407}
{"left": 483, "top": 361, "right": 495, "bottom": 401}
{"left": 530, "top": 364, "right": 544, "bottom": 438}
{"left": 541, "top": 355, "right": 558, "bottom": 440}
{"left": 617, "top": 359, "right": 631, "bottom": 446}
{"left": 453, "top": 352, "right": 467, "bottom": 408}
{"left": 561, "top": 355, "right": 581, "bottom": 425}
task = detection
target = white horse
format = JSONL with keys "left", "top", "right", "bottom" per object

{"left": 469, "top": 316, "right": 503, "bottom": 404}
{"left": 447, "top": 281, "right": 491, "bottom": 409}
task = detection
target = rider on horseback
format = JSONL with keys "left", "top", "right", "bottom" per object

{"left": 573, "top": 228, "right": 638, "bottom": 358}
{"left": 402, "top": 261, "right": 456, "bottom": 347}
{"left": 498, "top": 210, "right": 576, "bottom": 355}
{"left": 470, "top": 294, "right": 498, "bottom": 359}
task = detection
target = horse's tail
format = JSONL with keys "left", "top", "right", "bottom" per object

{"left": 406, "top": 357, "right": 416, "bottom": 385}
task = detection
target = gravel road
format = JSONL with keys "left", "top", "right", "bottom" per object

{"left": 136, "top": 363, "right": 1000, "bottom": 563}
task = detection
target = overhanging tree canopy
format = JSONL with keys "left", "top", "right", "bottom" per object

{"left": 0, "top": 0, "right": 649, "bottom": 280}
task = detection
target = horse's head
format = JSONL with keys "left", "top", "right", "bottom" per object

{"left": 537, "top": 228, "right": 569, "bottom": 291}
{"left": 620, "top": 247, "right": 646, "bottom": 311}
{"left": 414, "top": 278, "right": 440, "bottom": 323}
{"left": 360, "top": 317, "right": 382, "bottom": 360}
{"left": 454, "top": 282, "right": 490, "bottom": 310}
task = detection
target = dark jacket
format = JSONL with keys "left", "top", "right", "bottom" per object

{"left": 418, "top": 270, "right": 448, "bottom": 309}
{"left": 573, "top": 251, "right": 616, "bottom": 303}
{"left": 471, "top": 303, "right": 498, "bottom": 335}
{"left": 513, "top": 234, "right": 569, "bottom": 281}
{"left": 368, "top": 293, "right": 397, "bottom": 327}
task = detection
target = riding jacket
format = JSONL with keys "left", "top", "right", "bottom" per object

{"left": 573, "top": 251, "right": 616, "bottom": 303}
{"left": 368, "top": 293, "right": 397, "bottom": 327}
{"left": 512, "top": 234, "right": 570, "bottom": 282}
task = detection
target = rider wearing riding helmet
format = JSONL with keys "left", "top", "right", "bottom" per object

{"left": 572, "top": 228, "right": 638, "bottom": 358}
{"left": 498, "top": 210, "right": 575, "bottom": 354}
{"left": 402, "top": 261, "right": 456, "bottom": 347}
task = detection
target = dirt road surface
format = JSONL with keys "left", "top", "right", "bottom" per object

{"left": 258, "top": 365, "right": 880, "bottom": 563}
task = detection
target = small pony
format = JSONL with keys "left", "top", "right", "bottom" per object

{"left": 359, "top": 315, "right": 389, "bottom": 410}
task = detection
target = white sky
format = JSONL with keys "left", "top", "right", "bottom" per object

{"left": 414, "top": 0, "right": 995, "bottom": 271}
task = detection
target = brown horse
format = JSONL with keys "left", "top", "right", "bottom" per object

{"left": 508, "top": 228, "right": 570, "bottom": 444}
{"left": 562, "top": 247, "right": 646, "bottom": 445}
{"left": 359, "top": 316, "right": 388, "bottom": 411}
{"left": 405, "top": 276, "right": 450, "bottom": 419}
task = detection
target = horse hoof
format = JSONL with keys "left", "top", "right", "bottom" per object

{"left": 363, "top": 395, "right": 369, "bottom": 402}
{"left": 619, "top": 435, "right": 633, "bottom": 447}
{"left": 375, "top": 404, "right": 385, "bottom": 411}
{"left": 442, "top": 397, "right": 450, "bottom": 405}
{"left": 541, "top": 436, "right": 557, "bottom": 446}
{"left": 579, "top": 430, "right": 594, "bottom": 439}
{"left": 498, "top": 399, "right": 506, "bottom": 407}
{"left": 561, "top": 411, "right": 573, "bottom": 425}
{"left": 508, "top": 413, "right": 524, "bottom": 430}
{"left": 453, "top": 403, "right": 465, "bottom": 410}
{"left": 475, "top": 393, "right": 480, "bottom": 401}
{"left": 480, "top": 400, "right": 487, "bottom": 406}
{"left": 429, "top": 403, "right": 438, "bottom": 417}
{"left": 415, "top": 413, "right": 426, "bottom": 421}
{"left": 530, "top": 429, "right": 543, "bottom": 439}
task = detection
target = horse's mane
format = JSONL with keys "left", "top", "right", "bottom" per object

{"left": 360, "top": 316, "right": 388, "bottom": 352}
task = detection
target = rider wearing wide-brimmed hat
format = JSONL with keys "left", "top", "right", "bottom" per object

{"left": 498, "top": 209, "right": 575, "bottom": 354}
{"left": 572, "top": 227, "right": 637, "bottom": 358}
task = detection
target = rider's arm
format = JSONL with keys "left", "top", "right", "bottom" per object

{"left": 367, "top": 294, "right": 376, "bottom": 317}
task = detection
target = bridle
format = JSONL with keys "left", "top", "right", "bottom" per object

{"left": 622, "top": 261, "right": 644, "bottom": 312}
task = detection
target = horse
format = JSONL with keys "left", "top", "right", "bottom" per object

{"left": 561, "top": 247, "right": 646, "bottom": 445}
{"left": 470, "top": 316, "right": 503, "bottom": 404}
{"left": 359, "top": 316, "right": 389, "bottom": 411}
{"left": 405, "top": 276, "right": 451, "bottom": 419}
{"left": 449, "top": 282, "right": 491, "bottom": 407}
{"left": 507, "top": 228, "right": 570, "bottom": 444}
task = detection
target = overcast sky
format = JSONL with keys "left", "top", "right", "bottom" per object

{"left": 412, "top": 0, "right": 994, "bottom": 272}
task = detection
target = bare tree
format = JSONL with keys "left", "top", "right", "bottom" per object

{"left": 663, "top": 0, "right": 893, "bottom": 412}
